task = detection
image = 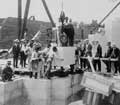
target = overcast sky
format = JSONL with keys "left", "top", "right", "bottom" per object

{"left": 0, "top": 0, "right": 120, "bottom": 24}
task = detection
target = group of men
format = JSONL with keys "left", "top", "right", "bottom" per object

{"left": 12, "top": 38, "right": 59, "bottom": 79}
{"left": 12, "top": 39, "right": 28, "bottom": 68}
{"left": 75, "top": 40, "right": 120, "bottom": 74}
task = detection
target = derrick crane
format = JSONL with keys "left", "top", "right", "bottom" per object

{"left": 19, "top": 0, "right": 55, "bottom": 40}
{"left": 41, "top": 0, "right": 56, "bottom": 27}
{"left": 21, "top": 0, "right": 31, "bottom": 39}
{"left": 93, "top": 1, "right": 120, "bottom": 32}
{"left": 18, "top": 0, "right": 22, "bottom": 40}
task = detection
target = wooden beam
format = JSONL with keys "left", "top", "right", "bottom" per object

{"left": 41, "top": 0, "right": 56, "bottom": 27}
{"left": 18, "top": 0, "right": 22, "bottom": 40}
{"left": 21, "top": 0, "right": 31, "bottom": 39}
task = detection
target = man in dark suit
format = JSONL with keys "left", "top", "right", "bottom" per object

{"left": 104, "top": 42, "right": 113, "bottom": 72}
{"left": 110, "top": 43, "right": 120, "bottom": 74}
{"left": 12, "top": 39, "right": 20, "bottom": 68}
{"left": 94, "top": 41, "right": 102, "bottom": 71}
{"left": 63, "top": 19, "right": 75, "bottom": 46}
{"left": 85, "top": 39, "right": 92, "bottom": 70}
{"left": 80, "top": 41, "right": 86, "bottom": 69}
{"left": 85, "top": 39, "right": 92, "bottom": 57}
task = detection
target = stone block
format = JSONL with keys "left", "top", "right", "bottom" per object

{"left": 0, "top": 82, "right": 4, "bottom": 105}
{"left": 4, "top": 82, "right": 16, "bottom": 93}
{"left": 52, "top": 86, "right": 72, "bottom": 100}
{"left": 81, "top": 72, "right": 113, "bottom": 96}
{"left": 16, "top": 78, "right": 23, "bottom": 89}
{"left": 69, "top": 100, "right": 84, "bottom": 105}
{"left": 4, "top": 79, "right": 23, "bottom": 103}
{"left": 28, "top": 99, "right": 51, "bottom": 105}
{"left": 0, "top": 79, "right": 23, "bottom": 105}
{"left": 73, "top": 84, "right": 79, "bottom": 94}
{"left": 73, "top": 74, "right": 80, "bottom": 85}
{"left": 23, "top": 79, "right": 51, "bottom": 90}
{"left": 52, "top": 77, "right": 71, "bottom": 89}
{"left": 51, "top": 97, "right": 71, "bottom": 105}
{"left": 23, "top": 78, "right": 51, "bottom": 102}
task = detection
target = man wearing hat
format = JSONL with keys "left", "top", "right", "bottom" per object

{"left": 104, "top": 42, "right": 113, "bottom": 72}
{"left": 20, "top": 39, "right": 28, "bottom": 68}
{"left": 2, "top": 61, "right": 13, "bottom": 82}
{"left": 12, "top": 39, "right": 20, "bottom": 68}
{"left": 110, "top": 43, "right": 120, "bottom": 74}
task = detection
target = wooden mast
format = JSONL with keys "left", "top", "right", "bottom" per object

{"left": 18, "top": 0, "right": 22, "bottom": 40}
{"left": 21, "top": 0, "right": 31, "bottom": 39}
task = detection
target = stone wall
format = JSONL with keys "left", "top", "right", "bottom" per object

{"left": 0, "top": 74, "right": 84, "bottom": 105}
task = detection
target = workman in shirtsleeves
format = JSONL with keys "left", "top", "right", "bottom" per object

{"left": 20, "top": 39, "right": 28, "bottom": 68}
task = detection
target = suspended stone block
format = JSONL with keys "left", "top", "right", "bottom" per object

{"left": 53, "top": 47, "right": 76, "bottom": 67}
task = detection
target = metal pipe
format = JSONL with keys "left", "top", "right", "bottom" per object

{"left": 41, "top": 0, "right": 56, "bottom": 27}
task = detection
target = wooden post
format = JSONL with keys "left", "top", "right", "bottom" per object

{"left": 18, "top": 0, "right": 22, "bottom": 40}
{"left": 21, "top": 0, "right": 31, "bottom": 39}
{"left": 92, "top": 93, "right": 102, "bottom": 105}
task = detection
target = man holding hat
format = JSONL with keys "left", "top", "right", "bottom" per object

{"left": 12, "top": 39, "right": 20, "bottom": 68}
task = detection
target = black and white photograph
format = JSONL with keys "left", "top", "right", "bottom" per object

{"left": 0, "top": 0, "right": 120, "bottom": 105}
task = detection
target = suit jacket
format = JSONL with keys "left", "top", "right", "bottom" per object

{"left": 85, "top": 43, "right": 92, "bottom": 57}
{"left": 63, "top": 24, "right": 75, "bottom": 39}
{"left": 12, "top": 44, "right": 20, "bottom": 57}
{"left": 80, "top": 44, "right": 86, "bottom": 57}
{"left": 110, "top": 47, "right": 120, "bottom": 58}
{"left": 95, "top": 44, "right": 102, "bottom": 58}
{"left": 104, "top": 46, "right": 113, "bottom": 58}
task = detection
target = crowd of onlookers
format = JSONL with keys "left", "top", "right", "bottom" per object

{"left": 3, "top": 38, "right": 118, "bottom": 80}
{"left": 75, "top": 39, "right": 120, "bottom": 74}
{"left": 11, "top": 38, "right": 58, "bottom": 79}
{"left": 12, "top": 38, "right": 120, "bottom": 73}
{"left": 1, "top": 37, "right": 120, "bottom": 81}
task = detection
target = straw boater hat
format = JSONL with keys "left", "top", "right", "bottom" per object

{"left": 21, "top": 39, "right": 26, "bottom": 43}
{"left": 14, "top": 39, "right": 19, "bottom": 43}
{"left": 7, "top": 61, "right": 11, "bottom": 65}
{"left": 112, "top": 42, "right": 116, "bottom": 47}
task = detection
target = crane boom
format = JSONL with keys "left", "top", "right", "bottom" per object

{"left": 99, "top": 1, "right": 120, "bottom": 25}
{"left": 41, "top": 0, "right": 56, "bottom": 27}
{"left": 18, "top": 0, "right": 22, "bottom": 40}
{"left": 21, "top": 0, "right": 31, "bottom": 39}
{"left": 92, "top": 1, "right": 120, "bottom": 32}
